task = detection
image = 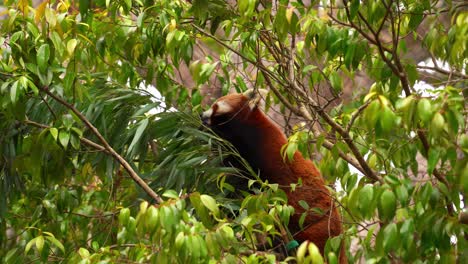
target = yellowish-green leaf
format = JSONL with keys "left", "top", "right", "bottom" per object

{"left": 10, "top": 81, "right": 20, "bottom": 104}
{"left": 37, "top": 44, "right": 50, "bottom": 72}
{"left": 431, "top": 112, "right": 445, "bottom": 135}
{"left": 35, "top": 0, "right": 49, "bottom": 24}
{"left": 364, "top": 92, "right": 377, "bottom": 102}
{"left": 18, "top": 0, "right": 30, "bottom": 16}
{"left": 49, "top": 127, "right": 58, "bottom": 141}
{"left": 297, "top": 241, "right": 308, "bottom": 263}
{"left": 44, "top": 7, "right": 57, "bottom": 27}
{"left": 45, "top": 236, "right": 65, "bottom": 253}
{"left": 200, "top": 194, "right": 219, "bottom": 217}
{"left": 307, "top": 242, "right": 324, "bottom": 264}
{"left": 417, "top": 98, "right": 432, "bottom": 122}
{"left": 286, "top": 7, "right": 295, "bottom": 23}
{"left": 35, "top": 235, "right": 44, "bottom": 253}
{"left": 78, "top": 247, "right": 90, "bottom": 259}
{"left": 67, "top": 39, "right": 78, "bottom": 56}
{"left": 119, "top": 208, "right": 130, "bottom": 226}
{"left": 58, "top": 130, "right": 70, "bottom": 149}
{"left": 25, "top": 237, "right": 37, "bottom": 254}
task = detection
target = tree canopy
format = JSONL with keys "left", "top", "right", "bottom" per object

{"left": 0, "top": 0, "right": 467, "bottom": 263}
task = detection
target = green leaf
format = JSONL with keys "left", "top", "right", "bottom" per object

{"left": 298, "top": 200, "right": 309, "bottom": 210}
{"left": 145, "top": 206, "right": 159, "bottom": 232}
{"left": 396, "top": 185, "right": 409, "bottom": 207}
{"left": 26, "top": 78, "right": 39, "bottom": 95}
{"left": 162, "top": 190, "right": 179, "bottom": 199}
{"left": 78, "top": 247, "right": 90, "bottom": 259}
{"left": 383, "top": 223, "right": 398, "bottom": 252}
{"left": 37, "top": 43, "right": 50, "bottom": 72}
{"left": 408, "top": 10, "right": 424, "bottom": 31}
{"left": 119, "top": 208, "right": 130, "bottom": 226}
{"left": 349, "top": 0, "right": 360, "bottom": 19}
{"left": 427, "top": 148, "right": 440, "bottom": 174}
{"left": 302, "top": 64, "right": 317, "bottom": 73}
{"left": 49, "top": 128, "right": 59, "bottom": 141}
{"left": 380, "top": 105, "right": 395, "bottom": 133}
{"left": 379, "top": 189, "right": 397, "bottom": 221}
{"left": 44, "top": 7, "right": 57, "bottom": 27}
{"left": 10, "top": 81, "right": 19, "bottom": 104}
{"left": 45, "top": 236, "right": 65, "bottom": 253}
{"left": 124, "top": 0, "right": 132, "bottom": 11}
{"left": 328, "top": 252, "right": 338, "bottom": 264}
{"left": 358, "top": 185, "right": 374, "bottom": 217}
{"left": 431, "top": 112, "right": 445, "bottom": 136}
{"left": 128, "top": 118, "right": 149, "bottom": 154}
{"left": 400, "top": 219, "right": 415, "bottom": 236}
{"left": 417, "top": 98, "right": 432, "bottom": 122}
{"left": 25, "top": 237, "right": 37, "bottom": 254}
{"left": 67, "top": 39, "right": 78, "bottom": 55}
{"left": 329, "top": 72, "right": 342, "bottom": 93}
{"left": 307, "top": 242, "right": 324, "bottom": 264}
{"left": 200, "top": 194, "right": 219, "bottom": 217}
{"left": 58, "top": 130, "right": 70, "bottom": 149}
{"left": 284, "top": 142, "right": 298, "bottom": 162}
{"left": 35, "top": 235, "right": 44, "bottom": 253}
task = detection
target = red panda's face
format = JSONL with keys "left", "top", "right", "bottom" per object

{"left": 201, "top": 93, "right": 250, "bottom": 126}
{"left": 201, "top": 89, "right": 268, "bottom": 128}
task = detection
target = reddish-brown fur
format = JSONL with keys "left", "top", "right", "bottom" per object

{"left": 202, "top": 92, "right": 346, "bottom": 263}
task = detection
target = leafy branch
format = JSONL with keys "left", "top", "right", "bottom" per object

{"left": 335, "top": 0, "right": 455, "bottom": 213}
{"left": 38, "top": 86, "right": 163, "bottom": 203}
{"left": 192, "top": 23, "right": 382, "bottom": 183}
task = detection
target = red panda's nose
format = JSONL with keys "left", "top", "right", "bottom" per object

{"left": 200, "top": 111, "right": 212, "bottom": 126}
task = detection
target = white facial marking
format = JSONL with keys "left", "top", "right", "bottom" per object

{"left": 215, "top": 101, "right": 233, "bottom": 115}
{"left": 202, "top": 107, "right": 213, "bottom": 118}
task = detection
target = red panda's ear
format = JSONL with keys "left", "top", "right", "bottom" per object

{"left": 243, "top": 89, "right": 268, "bottom": 110}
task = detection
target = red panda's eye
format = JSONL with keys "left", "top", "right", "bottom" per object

{"left": 212, "top": 103, "right": 218, "bottom": 114}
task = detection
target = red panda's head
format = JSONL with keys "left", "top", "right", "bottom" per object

{"left": 201, "top": 89, "right": 268, "bottom": 127}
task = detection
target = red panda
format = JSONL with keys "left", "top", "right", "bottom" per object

{"left": 201, "top": 89, "right": 345, "bottom": 262}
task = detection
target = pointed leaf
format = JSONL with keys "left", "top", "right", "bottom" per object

{"left": 45, "top": 236, "right": 65, "bottom": 253}
{"left": 128, "top": 118, "right": 149, "bottom": 154}
{"left": 200, "top": 194, "right": 219, "bottom": 217}
{"left": 25, "top": 237, "right": 37, "bottom": 254}
{"left": 427, "top": 148, "right": 440, "bottom": 174}
{"left": 379, "top": 189, "right": 397, "bottom": 221}
{"left": 67, "top": 39, "right": 78, "bottom": 55}
{"left": 10, "top": 81, "right": 19, "bottom": 104}
{"left": 35, "top": 235, "right": 44, "bottom": 253}
{"left": 417, "top": 98, "right": 432, "bottom": 122}
{"left": 35, "top": 0, "right": 48, "bottom": 24}
{"left": 49, "top": 127, "right": 58, "bottom": 141}
{"left": 37, "top": 44, "right": 50, "bottom": 72}
{"left": 59, "top": 130, "right": 70, "bottom": 148}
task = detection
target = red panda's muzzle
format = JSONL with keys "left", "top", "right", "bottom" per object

{"left": 200, "top": 108, "right": 213, "bottom": 126}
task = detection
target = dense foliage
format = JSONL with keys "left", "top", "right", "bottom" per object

{"left": 0, "top": 0, "right": 467, "bottom": 263}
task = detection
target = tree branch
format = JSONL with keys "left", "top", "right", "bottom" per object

{"left": 257, "top": 56, "right": 369, "bottom": 177}
{"left": 39, "top": 87, "right": 163, "bottom": 203}
{"left": 338, "top": 0, "right": 454, "bottom": 213}
{"left": 24, "top": 119, "right": 108, "bottom": 153}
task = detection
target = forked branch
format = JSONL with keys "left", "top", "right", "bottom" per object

{"left": 39, "top": 87, "right": 163, "bottom": 203}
